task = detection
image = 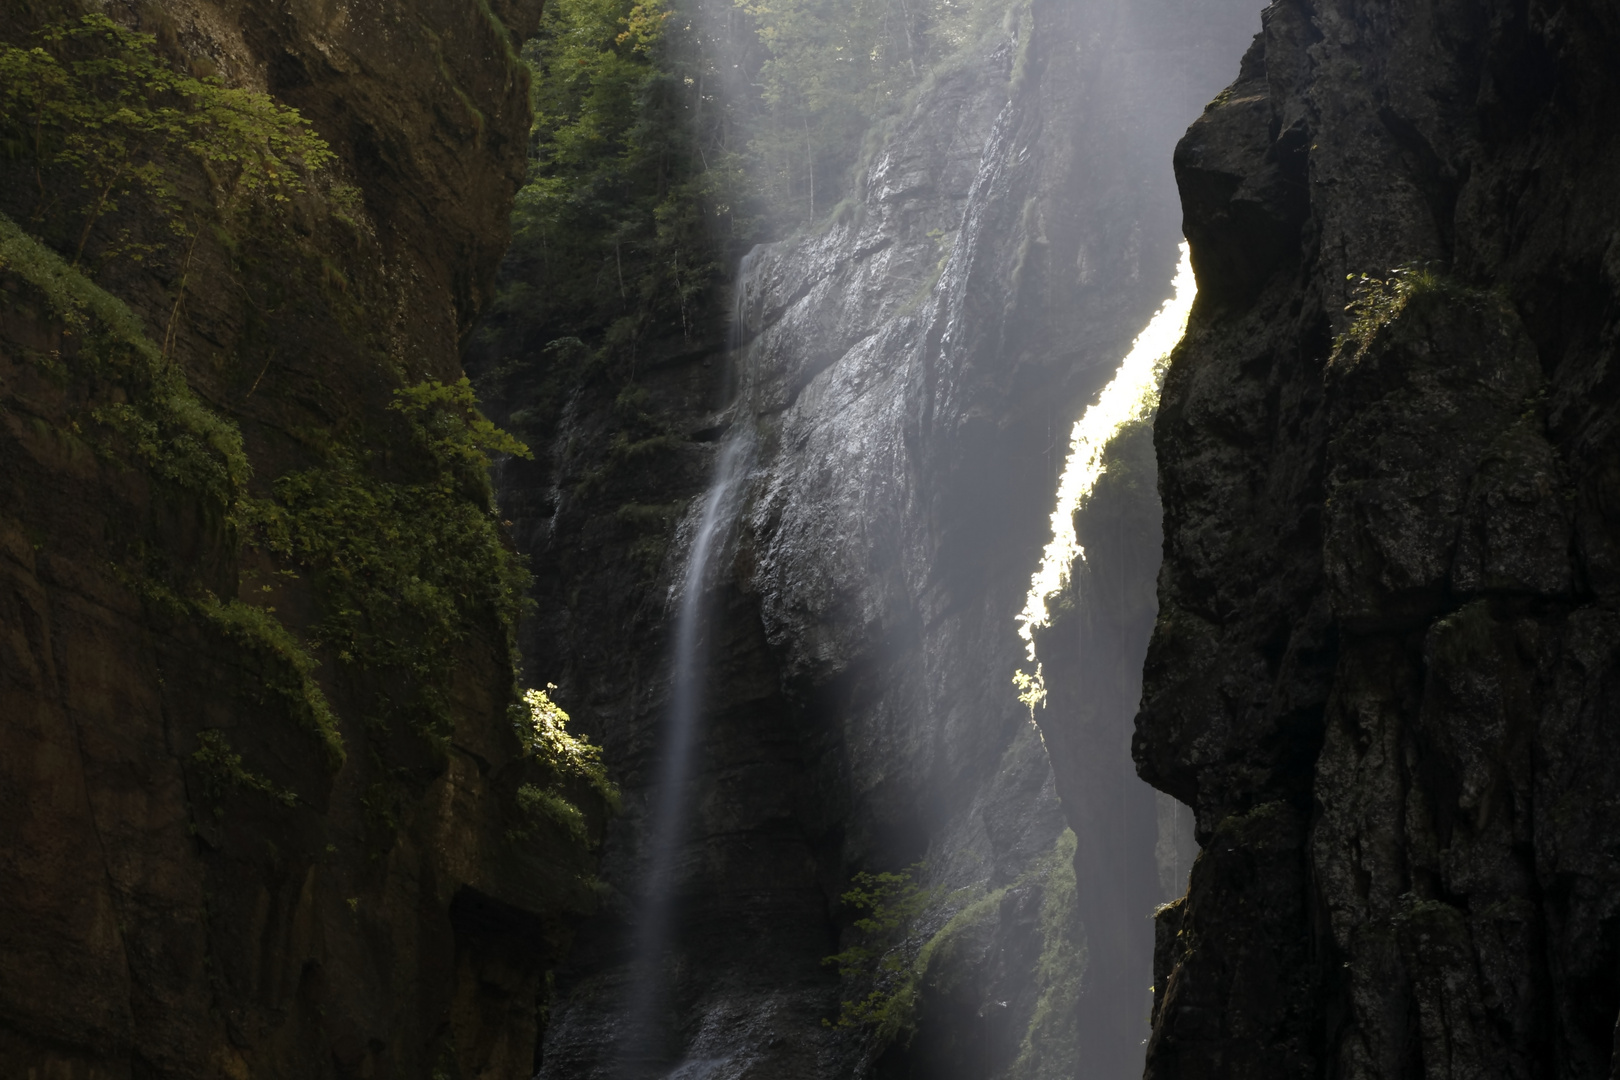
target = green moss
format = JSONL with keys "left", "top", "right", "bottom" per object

{"left": 194, "top": 593, "right": 344, "bottom": 768}
{"left": 1, "top": 16, "right": 616, "bottom": 882}
{"left": 0, "top": 210, "right": 249, "bottom": 502}
{"left": 190, "top": 729, "right": 299, "bottom": 814}
{"left": 0, "top": 201, "right": 345, "bottom": 774}
{"left": 1007, "top": 830, "right": 1082, "bottom": 1080}
{"left": 241, "top": 377, "right": 536, "bottom": 740}
{"left": 1335, "top": 264, "right": 1487, "bottom": 356}
{"left": 515, "top": 783, "right": 590, "bottom": 843}
{"left": 473, "top": 0, "right": 523, "bottom": 70}
{"left": 128, "top": 578, "right": 344, "bottom": 766}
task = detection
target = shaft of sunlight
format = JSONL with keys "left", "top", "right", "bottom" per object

{"left": 1013, "top": 243, "right": 1195, "bottom": 705}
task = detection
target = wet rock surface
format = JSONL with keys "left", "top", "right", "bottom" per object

{"left": 498, "top": 0, "right": 1256, "bottom": 1076}
{"left": 1140, "top": 2, "right": 1620, "bottom": 1076}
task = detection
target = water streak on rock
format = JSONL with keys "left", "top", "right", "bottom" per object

{"left": 619, "top": 318, "right": 755, "bottom": 1076}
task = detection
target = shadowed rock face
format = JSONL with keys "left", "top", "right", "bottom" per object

{"left": 497, "top": 0, "right": 1256, "bottom": 1076}
{"left": 0, "top": 3, "right": 597, "bottom": 1078}
{"left": 1140, "top": 1, "right": 1620, "bottom": 1077}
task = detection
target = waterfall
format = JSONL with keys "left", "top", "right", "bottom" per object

{"left": 617, "top": 265, "right": 758, "bottom": 1076}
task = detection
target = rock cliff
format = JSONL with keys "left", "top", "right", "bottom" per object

{"left": 0, "top": 3, "right": 600, "bottom": 1078}
{"left": 1140, "top": 1, "right": 1620, "bottom": 1076}
{"left": 491, "top": 0, "right": 1256, "bottom": 1075}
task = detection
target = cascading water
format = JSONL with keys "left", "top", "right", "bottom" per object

{"left": 617, "top": 264, "right": 759, "bottom": 1076}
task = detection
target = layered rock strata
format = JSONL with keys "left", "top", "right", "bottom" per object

{"left": 1140, "top": 2, "right": 1620, "bottom": 1076}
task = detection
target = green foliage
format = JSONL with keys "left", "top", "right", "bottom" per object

{"left": 0, "top": 15, "right": 353, "bottom": 269}
{"left": 0, "top": 209, "right": 344, "bottom": 769}
{"left": 511, "top": 685, "right": 618, "bottom": 844}
{"left": 194, "top": 593, "right": 345, "bottom": 768}
{"left": 517, "top": 782, "right": 591, "bottom": 843}
{"left": 1339, "top": 264, "right": 1445, "bottom": 353}
{"left": 1, "top": 20, "right": 610, "bottom": 870}
{"left": 513, "top": 685, "right": 619, "bottom": 802}
{"left": 0, "top": 209, "right": 248, "bottom": 502}
{"left": 823, "top": 831, "right": 1083, "bottom": 1069}
{"left": 483, "top": 0, "right": 732, "bottom": 386}
{"left": 394, "top": 377, "right": 534, "bottom": 480}
{"left": 737, "top": 0, "right": 988, "bottom": 226}
{"left": 478, "top": 0, "right": 1013, "bottom": 420}
{"left": 823, "top": 862, "right": 940, "bottom": 1034}
{"left": 243, "top": 378, "right": 535, "bottom": 738}
{"left": 127, "top": 577, "right": 344, "bottom": 766}
{"left": 190, "top": 729, "right": 299, "bottom": 813}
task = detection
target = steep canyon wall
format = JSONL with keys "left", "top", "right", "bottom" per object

{"left": 1140, "top": 1, "right": 1620, "bottom": 1077}
{"left": 0, "top": 3, "right": 597, "bottom": 1078}
{"left": 499, "top": 0, "right": 1258, "bottom": 1076}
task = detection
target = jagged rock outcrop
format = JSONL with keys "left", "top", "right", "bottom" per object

{"left": 494, "top": 0, "right": 1256, "bottom": 1076}
{"left": 0, "top": 3, "right": 595, "bottom": 1078}
{"left": 1140, "top": 2, "right": 1620, "bottom": 1076}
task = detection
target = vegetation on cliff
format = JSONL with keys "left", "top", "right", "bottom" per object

{"left": 477, "top": 0, "right": 1014, "bottom": 416}
{"left": 0, "top": 14, "right": 608, "bottom": 847}
{"left": 823, "top": 833, "right": 1083, "bottom": 1075}
{"left": 0, "top": 14, "right": 354, "bottom": 284}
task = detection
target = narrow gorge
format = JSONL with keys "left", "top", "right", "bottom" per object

{"left": 0, "top": 1, "right": 1615, "bottom": 1079}
{"left": 476, "top": 0, "right": 1254, "bottom": 1074}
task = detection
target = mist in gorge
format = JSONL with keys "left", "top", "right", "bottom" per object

{"left": 4, "top": 1, "right": 1615, "bottom": 1078}
{"left": 470, "top": 0, "right": 1259, "bottom": 1076}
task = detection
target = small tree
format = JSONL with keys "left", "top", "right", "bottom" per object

{"left": 823, "top": 862, "right": 938, "bottom": 1035}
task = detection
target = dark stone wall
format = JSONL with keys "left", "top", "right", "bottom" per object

{"left": 1139, "top": 2, "right": 1620, "bottom": 1076}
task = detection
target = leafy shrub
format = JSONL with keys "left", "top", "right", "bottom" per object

{"left": 511, "top": 685, "right": 618, "bottom": 844}
{"left": 823, "top": 862, "right": 938, "bottom": 1034}
{"left": 513, "top": 685, "right": 618, "bottom": 802}
{"left": 243, "top": 378, "right": 536, "bottom": 738}
{"left": 1338, "top": 265, "right": 1444, "bottom": 352}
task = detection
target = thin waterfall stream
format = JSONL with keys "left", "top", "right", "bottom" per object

{"left": 619, "top": 436, "right": 750, "bottom": 1072}
{"left": 617, "top": 264, "right": 759, "bottom": 1074}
